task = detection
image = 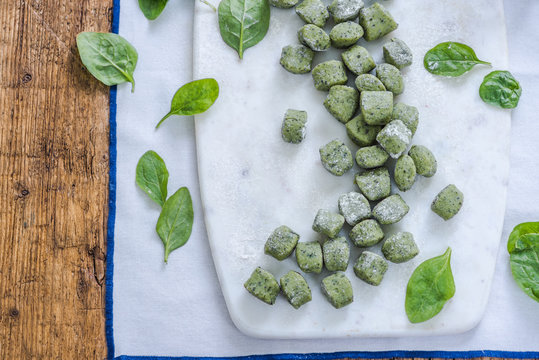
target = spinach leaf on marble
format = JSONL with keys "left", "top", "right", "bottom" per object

{"left": 156, "top": 187, "right": 194, "bottom": 263}
{"left": 136, "top": 150, "right": 169, "bottom": 207}
{"left": 479, "top": 70, "right": 522, "bottom": 109}
{"left": 423, "top": 42, "right": 490, "bottom": 77}
{"left": 405, "top": 247, "right": 455, "bottom": 323}
{"left": 138, "top": 0, "right": 168, "bottom": 20}
{"left": 218, "top": 0, "right": 270, "bottom": 59}
{"left": 156, "top": 78, "right": 219, "bottom": 129}
{"left": 76, "top": 32, "right": 138, "bottom": 92}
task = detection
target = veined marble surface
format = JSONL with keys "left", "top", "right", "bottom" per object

{"left": 193, "top": 0, "right": 509, "bottom": 338}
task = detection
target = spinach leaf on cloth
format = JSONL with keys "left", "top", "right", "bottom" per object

{"left": 405, "top": 247, "right": 455, "bottom": 323}
{"left": 508, "top": 223, "right": 539, "bottom": 303}
{"left": 218, "top": 0, "right": 271, "bottom": 59}
{"left": 480, "top": 70, "right": 522, "bottom": 109}
{"left": 156, "top": 187, "right": 194, "bottom": 263}
{"left": 423, "top": 42, "right": 490, "bottom": 77}
{"left": 136, "top": 151, "right": 169, "bottom": 207}
{"left": 138, "top": 0, "right": 168, "bottom": 20}
{"left": 76, "top": 32, "right": 138, "bottom": 92}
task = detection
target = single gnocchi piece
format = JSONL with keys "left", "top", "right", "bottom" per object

{"left": 431, "top": 184, "right": 464, "bottom": 220}
{"left": 372, "top": 194, "right": 410, "bottom": 224}
{"left": 353, "top": 251, "right": 388, "bottom": 286}
{"left": 264, "top": 225, "right": 300, "bottom": 260}
{"left": 355, "top": 145, "right": 389, "bottom": 169}
{"left": 382, "top": 231, "right": 419, "bottom": 263}
{"left": 281, "top": 109, "right": 307, "bottom": 144}
{"left": 394, "top": 154, "right": 416, "bottom": 191}
{"left": 312, "top": 60, "right": 348, "bottom": 91}
{"left": 355, "top": 74, "right": 386, "bottom": 92}
{"left": 280, "top": 45, "right": 315, "bottom": 74}
{"left": 298, "top": 24, "right": 331, "bottom": 52}
{"left": 321, "top": 272, "right": 354, "bottom": 308}
{"left": 324, "top": 85, "right": 359, "bottom": 123}
{"left": 296, "top": 241, "right": 324, "bottom": 273}
{"left": 329, "top": 22, "right": 364, "bottom": 48}
{"left": 327, "top": 0, "right": 364, "bottom": 23}
{"left": 342, "top": 45, "right": 376, "bottom": 76}
{"left": 338, "top": 191, "right": 371, "bottom": 226}
{"left": 355, "top": 167, "right": 391, "bottom": 201}
{"left": 349, "top": 219, "right": 384, "bottom": 247}
{"left": 280, "top": 271, "right": 312, "bottom": 309}
{"left": 376, "top": 63, "right": 404, "bottom": 95}
{"left": 376, "top": 120, "right": 412, "bottom": 159}
{"left": 408, "top": 145, "right": 437, "bottom": 177}
{"left": 360, "top": 91, "right": 393, "bottom": 125}
{"left": 244, "top": 267, "right": 280, "bottom": 305}
{"left": 358, "top": 2, "right": 398, "bottom": 41}
{"left": 392, "top": 102, "right": 419, "bottom": 135}
{"left": 270, "top": 0, "right": 300, "bottom": 8}
{"left": 383, "top": 38, "right": 413, "bottom": 69}
{"left": 319, "top": 139, "right": 354, "bottom": 176}
{"left": 345, "top": 115, "right": 382, "bottom": 147}
{"left": 323, "top": 236, "right": 350, "bottom": 272}
{"left": 313, "top": 209, "right": 345, "bottom": 238}
{"left": 296, "top": 0, "right": 330, "bottom": 28}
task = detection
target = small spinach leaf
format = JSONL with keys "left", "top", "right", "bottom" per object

{"left": 76, "top": 32, "right": 138, "bottom": 92}
{"left": 156, "top": 187, "right": 194, "bottom": 263}
{"left": 139, "top": 0, "right": 168, "bottom": 20}
{"left": 157, "top": 78, "right": 219, "bottom": 129}
{"left": 218, "top": 0, "right": 270, "bottom": 59}
{"left": 405, "top": 247, "right": 455, "bottom": 323}
{"left": 479, "top": 70, "right": 522, "bottom": 109}
{"left": 509, "top": 234, "right": 539, "bottom": 303}
{"left": 508, "top": 222, "right": 539, "bottom": 253}
{"left": 136, "top": 151, "right": 169, "bottom": 207}
{"left": 423, "top": 42, "right": 490, "bottom": 77}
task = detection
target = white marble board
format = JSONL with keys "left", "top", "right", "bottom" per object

{"left": 193, "top": 0, "right": 510, "bottom": 338}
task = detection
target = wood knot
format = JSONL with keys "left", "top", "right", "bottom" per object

{"left": 21, "top": 189, "right": 29, "bottom": 197}
{"left": 9, "top": 308, "right": 19, "bottom": 318}
{"left": 22, "top": 73, "right": 32, "bottom": 83}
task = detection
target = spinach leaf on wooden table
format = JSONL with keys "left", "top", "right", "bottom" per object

{"left": 156, "top": 78, "right": 219, "bottom": 129}
{"left": 405, "top": 247, "right": 455, "bottom": 323}
{"left": 218, "top": 0, "right": 271, "bottom": 59}
{"left": 136, "top": 151, "right": 169, "bottom": 207}
{"left": 156, "top": 187, "right": 194, "bottom": 263}
{"left": 423, "top": 42, "right": 490, "bottom": 77}
{"left": 76, "top": 32, "right": 138, "bottom": 92}
{"left": 138, "top": 0, "right": 168, "bottom": 20}
{"left": 479, "top": 70, "right": 522, "bottom": 109}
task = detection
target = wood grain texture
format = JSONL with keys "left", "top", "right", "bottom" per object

{"left": 0, "top": 0, "right": 111, "bottom": 358}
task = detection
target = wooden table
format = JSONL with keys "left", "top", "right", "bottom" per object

{"left": 0, "top": 0, "right": 525, "bottom": 359}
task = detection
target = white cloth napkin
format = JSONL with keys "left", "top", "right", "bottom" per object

{"left": 111, "top": 0, "right": 539, "bottom": 357}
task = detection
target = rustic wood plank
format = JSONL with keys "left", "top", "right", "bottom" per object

{"left": 0, "top": 0, "right": 111, "bottom": 358}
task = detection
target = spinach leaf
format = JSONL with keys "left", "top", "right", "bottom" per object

{"left": 156, "top": 187, "right": 194, "bottom": 263}
{"left": 479, "top": 70, "right": 522, "bottom": 109}
{"left": 405, "top": 247, "right": 455, "bottom": 323}
{"left": 156, "top": 78, "right": 219, "bottom": 129}
{"left": 139, "top": 0, "right": 168, "bottom": 20}
{"left": 509, "top": 234, "right": 539, "bottom": 303}
{"left": 218, "top": 0, "right": 270, "bottom": 59}
{"left": 136, "top": 151, "right": 169, "bottom": 207}
{"left": 76, "top": 32, "right": 138, "bottom": 92}
{"left": 423, "top": 42, "right": 490, "bottom": 77}
{"left": 508, "top": 222, "right": 539, "bottom": 253}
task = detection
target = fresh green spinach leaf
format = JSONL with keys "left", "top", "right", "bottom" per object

{"left": 156, "top": 187, "right": 194, "bottom": 263}
{"left": 509, "top": 233, "right": 539, "bottom": 303}
{"left": 76, "top": 32, "right": 138, "bottom": 92}
{"left": 508, "top": 222, "right": 539, "bottom": 253}
{"left": 423, "top": 42, "right": 490, "bottom": 77}
{"left": 405, "top": 247, "right": 455, "bottom": 323}
{"left": 218, "top": 0, "right": 270, "bottom": 59}
{"left": 136, "top": 151, "right": 169, "bottom": 207}
{"left": 479, "top": 70, "right": 522, "bottom": 109}
{"left": 157, "top": 78, "right": 219, "bottom": 129}
{"left": 139, "top": 0, "right": 168, "bottom": 20}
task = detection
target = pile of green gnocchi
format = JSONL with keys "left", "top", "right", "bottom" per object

{"left": 244, "top": 0, "right": 464, "bottom": 318}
